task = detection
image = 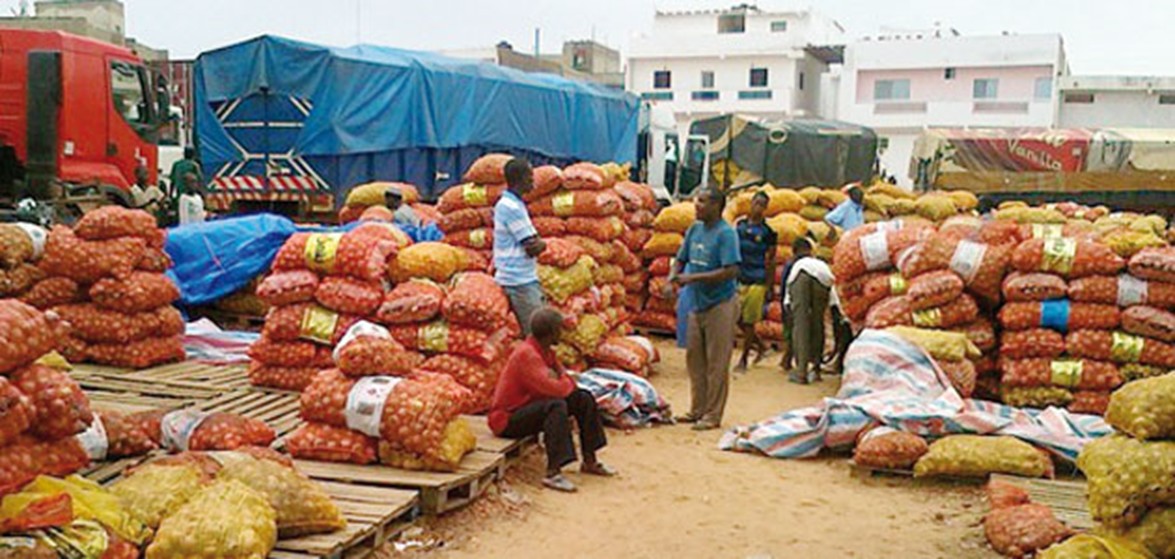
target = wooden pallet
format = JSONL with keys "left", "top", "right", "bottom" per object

{"left": 462, "top": 415, "right": 536, "bottom": 461}
{"left": 71, "top": 369, "right": 226, "bottom": 401}
{"left": 82, "top": 455, "right": 152, "bottom": 485}
{"left": 198, "top": 389, "right": 303, "bottom": 438}
{"left": 270, "top": 482, "right": 419, "bottom": 559}
{"left": 294, "top": 450, "right": 505, "bottom": 516}
{"left": 123, "top": 361, "right": 252, "bottom": 391}
{"left": 991, "top": 474, "right": 1093, "bottom": 530}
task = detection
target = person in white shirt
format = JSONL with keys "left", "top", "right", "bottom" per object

{"left": 784, "top": 237, "right": 835, "bottom": 384}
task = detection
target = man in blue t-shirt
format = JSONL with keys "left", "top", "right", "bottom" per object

{"left": 734, "top": 191, "right": 777, "bottom": 373}
{"left": 667, "top": 188, "right": 741, "bottom": 431}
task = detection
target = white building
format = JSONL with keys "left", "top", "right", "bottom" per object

{"left": 1057, "top": 75, "right": 1175, "bottom": 129}
{"left": 627, "top": 5, "right": 845, "bottom": 136}
{"left": 833, "top": 28, "right": 1068, "bottom": 186}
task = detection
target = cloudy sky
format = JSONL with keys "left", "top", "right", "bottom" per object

{"left": 3, "top": 0, "right": 1173, "bottom": 75}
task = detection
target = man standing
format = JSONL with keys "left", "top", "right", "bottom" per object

{"left": 384, "top": 187, "right": 421, "bottom": 229}
{"left": 669, "top": 188, "right": 740, "bottom": 431}
{"left": 494, "top": 158, "right": 547, "bottom": 336}
{"left": 177, "top": 173, "right": 206, "bottom": 225}
{"left": 784, "top": 238, "right": 835, "bottom": 384}
{"left": 169, "top": 147, "right": 203, "bottom": 197}
{"left": 734, "top": 191, "right": 777, "bottom": 372}
{"left": 825, "top": 183, "right": 865, "bottom": 232}
{"left": 490, "top": 308, "right": 615, "bottom": 492}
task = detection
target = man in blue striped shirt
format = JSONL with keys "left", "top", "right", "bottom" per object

{"left": 494, "top": 158, "right": 548, "bottom": 336}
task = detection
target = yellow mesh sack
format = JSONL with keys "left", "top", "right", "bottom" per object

{"left": 945, "top": 190, "right": 979, "bottom": 211}
{"left": 1102, "top": 229, "right": 1166, "bottom": 258}
{"left": 913, "top": 435, "right": 1052, "bottom": 478}
{"left": 766, "top": 213, "right": 808, "bottom": 245}
{"left": 818, "top": 189, "right": 848, "bottom": 209}
{"left": 799, "top": 205, "right": 828, "bottom": 221}
{"left": 642, "top": 232, "right": 684, "bottom": 258}
{"left": 1037, "top": 534, "right": 1154, "bottom": 559}
{"left": 1077, "top": 435, "right": 1175, "bottom": 528}
{"left": 914, "top": 194, "right": 958, "bottom": 221}
{"left": 393, "top": 242, "right": 464, "bottom": 283}
{"left": 1105, "top": 373, "right": 1175, "bottom": 441}
{"left": 1000, "top": 386, "right": 1074, "bottom": 409}
{"left": 215, "top": 451, "right": 345, "bottom": 538}
{"left": 653, "top": 203, "right": 696, "bottom": 234}
{"left": 807, "top": 220, "right": 833, "bottom": 243}
{"left": 864, "top": 194, "right": 894, "bottom": 216}
{"left": 145, "top": 479, "right": 277, "bottom": 559}
{"left": 562, "top": 313, "right": 608, "bottom": 354}
{"left": 888, "top": 198, "right": 917, "bottom": 216}
{"left": 378, "top": 417, "right": 477, "bottom": 473}
{"left": 1131, "top": 214, "right": 1168, "bottom": 237}
{"left": 538, "top": 256, "right": 597, "bottom": 303}
{"left": 1111, "top": 507, "right": 1174, "bottom": 559}
{"left": 798, "top": 187, "right": 822, "bottom": 205}
{"left": 112, "top": 463, "right": 208, "bottom": 530}
{"left": 868, "top": 183, "right": 917, "bottom": 201}
{"left": 767, "top": 188, "right": 805, "bottom": 216}
{"left": 996, "top": 207, "right": 1068, "bottom": 224}
{"left": 885, "top": 327, "right": 981, "bottom": 363}
{"left": 553, "top": 343, "right": 581, "bottom": 367}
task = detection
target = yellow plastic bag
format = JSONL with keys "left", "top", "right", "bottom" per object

{"left": 913, "top": 435, "right": 1052, "bottom": 479}
{"left": 345, "top": 182, "right": 419, "bottom": 207}
{"left": 111, "top": 463, "right": 207, "bottom": 530}
{"left": 393, "top": 242, "right": 464, "bottom": 283}
{"left": 886, "top": 327, "right": 981, "bottom": 363}
{"left": 215, "top": 452, "right": 345, "bottom": 538}
{"left": 0, "top": 475, "right": 150, "bottom": 545}
{"left": 766, "top": 213, "right": 807, "bottom": 245}
{"left": 33, "top": 351, "right": 71, "bottom": 371}
{"left": 641, "top": 232, "right": 684, "bottom": 258}
{"left": 1105, "top": 374, "right": 1174, "bottom": 440}
{"left": 146, "top": 479, "right": 277, "bottom": 559}
{"left": 1112, "top": 507, "right": 1174, "bottom": 559}
{"left": 1038, "top": 534, "right": 1156, "bottom": 559}
{"left": 562, "top": 313, "right": 608, "bottom": 354}
{"left": 1078, "top": 435, "right": 1175, "bottom": 528}
{"left": 653, "top": 202, "right": 696, "bottom": 234}
{"left": 378, "top": 418, "right": 477, "bottom": 472}
{"left": 538, "top": 256, "right": 597, "bottom": 303}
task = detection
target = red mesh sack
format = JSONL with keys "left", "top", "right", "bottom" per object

{"left": 1066, "top": 329, "right": 1175, "bottom": 368}
{"left": 833, "top": 224, "right": 933, "bottom": 282}
{"left": 0, "top": 377, "right": 32, "bottom": 447}
{"left": 99, "top": 410, "right": 159, "bottom": 458}
{"left": 1069, "top": 391, "right": 1111, "bottom": 415}
{"left": 532, "top": 217, "right": 567, "bottom": 238}
{"left": 314, "top": 276, "right": 383, "bottom": 316}
{"left": 358, "top": 205, "right": 393, "bottom": 222}
{"left": 852, "top": 427, "right": 929, "bottom": 470}
{"left": 1121, "top": 305, "right": 1175, "bottom": 342}
{"left": 10, "top": 365, "right": 92, "bottom": 440}
{"left": 339, "top": 205, "right": 364, "bottom": 224}
{"left": 1002, "top": 272, "right": 1067, "bottom": 302}
{"left": 444, "top": 228, "right": 493, "bottom": 250}
{"left": 755, "top": 321, "right": 784, "bottom": 342}
{"left": 336, "top": 335, "right": 422, "bottom": 377}
{"left": 285, "top": 422, "right": 377, "bottom": 465}
{"left": 443, "top": 272, "right": 512, "bottom": 330}
{"left": 74, "top": 206, "right": 161, "bottom": 243}
{"left": 594, "top": 264, "right": 625, "bottom": 285}
{"left": 527, "top": 165, "right": 565, "bottom": 200}
{"left": 978, "top": 220, "right": 1028, "bottom": 247}
{"left": 463, "top": 154, "right": 511, "bottom": 184}
{"left": 907, "top": 271, "right": 966, "bottom": 311}
{"left": 987, "top": 480, "right": 1031, "bottom": 510}
{"left": 0, "top": 437, "right": 88, "bottom": 495}
{"left": 458, "top": 248, "right": 490, "bottom": 273}
{"left": 40, "top": 226, "right": 145, "bottom": 283}
{"left": 0, "top": 300, "right": 57, "bottom": 374}
{"left": 953, "top": 319, "right": 997, "bottom": 353}
{"left": 388, "top": 321, "right": 505, "bottom": 363}
{"left": 538, "top": 238, "right": 587, "bottom": 268}
{"left": 188, "top": 413, "right": 276, "bottom": 451}
{"left": 257, "top": 270, "right": 319, "bottom": 307}
{"left": 998, "top": 301, "right": 1120, "bottom": 332}
{"left": 418, "top": 355, "right": 499, "bottom": 413}
{"left": 864, "top": 294, "right": 978, "bottom": 329}
{"left": 648, "top": 256, "right": 673, "bottom": 277}
{"left": 767, "top": 301, "right": 784, "bottom": 322}
{"left": 1000, "top": 358, "right": 1122, "bottom": 390}
{"left": 137, "top": 247, "right": 173, "bottom": 273}
{"left": 0, "top": 264, "right": 42, "bottom": 297}
{"left": 404, "top": 370, "right": 476, "bottom": 424}
{"left": 591, "top": 337, "right": 651, "bottom": 374}
{"left": 614, "top": 181, "right": 658, "bottom": 211}
{"left": 634, "top": 311, "right": 676, "bottom": 332}
{"left": 566, "top": 235, "right": 614, "bottom": 263}
{"left": 563, "top": 162, "right": 606, "bottom": 190}
{"left": 621, "top": 228, "right": 653, "bottom": 254}
{"left": 1128, "top": 246, "right": 1175, "bottom": 283}
{"left": 614, "top": 243, "right": 642, "bottom": 274}
{"left": 1069, "top": 274, "right": 1175, "bottom": 308}
{"left": 83, "top": 336, "right": 185, "bottom": 369}
{"left": 437, "top": 184, "right": 506, "bottom": 213}
{"left": 351, "top": 221, "right": 412, "bottom": 251}
{"left": 248, "top": 337, "right": 334, "bottom": 368}
{"left": 1011, "top": 238, "right": 1124, "bottom": 279}
{"left": 20, "top": 277, "right": 82, "bottom": 310}
{"left": 263, "top": 303, "right": 361, "bottom": 345}
{"left": 897, "top": 234, "right": 1010, "bottom": 303}
{"left": 1000, "top": 329, "right": 1065, "bottom": 359}
{"left": 939, "top": 359, "right": 977, "bottom": 397}
{"left": 528, "top": 190, "right": 623, "bottom": 218}
{"left": 54, "top": 304, "right": 183, "bottom": 344}
{"left": 439, "top": 207, "right": 493, "bottom": 234}
{"left": 984, "top": 504, "right": 1071, "bottom": 558}
{"left": 566, "top": 216, "right": 624, "bottom": 242}
{"left": 625, "top": 209, "right": 656, "bottom": 229}
{"left": 377, "top": 280, "right": 446, "bottom": 324}
{"left": 272, "top": 232, "right": 396, "bottom": 282}
{"left": 247, "top": 363, "right": 320, "bottom": 391}
{"left": 89, "top": 272, "right": 179, "bottom": 313}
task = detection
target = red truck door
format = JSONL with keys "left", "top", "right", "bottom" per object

{"left": 105, "top": 55, "right": 157, "bottom": 187}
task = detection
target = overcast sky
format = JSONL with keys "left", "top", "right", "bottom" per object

{"left": 3, "top": 0, "right": 1173, "bottom": 75}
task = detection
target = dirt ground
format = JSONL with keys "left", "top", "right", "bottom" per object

{"left": 383, "top": 340, "right": 1000, "bottom": 559}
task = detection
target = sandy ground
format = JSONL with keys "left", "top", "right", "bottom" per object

{"left": 382, "top": 340, "right": 1000, "bottom": 559}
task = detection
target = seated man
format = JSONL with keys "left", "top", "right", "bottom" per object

{"left": 488, "top": 308, "right": 616, "bottom": 492}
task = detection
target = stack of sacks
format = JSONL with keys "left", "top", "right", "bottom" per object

{"left": 0, "top": 223, "right": 47, "bottom": 299}
{"left": 982, "top": 480, "right": 1073, "bottom": 558}
{"left": 1045, "top": 374, "right": 1174, "bottom": 558}
{"left": 534, "top": 238, "right": 601, "bottom": 370}
{"left": 0, "top": 300, "right": 94, "bottom": 496}
{"left": 614, "top": 181, "right": 660, "bottom": 318}
{"left": 287, "top": 323, "right": 478, "bottom": 471}
{"left": 886, "top": 326, "right": 985, "bottom": 397}
{"left": 250, "top": 224, "right": 406, "bottom": 391}
{"left": 338, "top": 181, "right": 423, "bottom": 224}
{"left": 997, "top": 236, "right": 1128, "bottom": 415}
{"left": 862, "top": 183, "right": 980, "bottom": 225}
{"left": 37, "top": 207, "right": 185, "bottom": 369}
{"left": 635, "top": 201, "right": 693, "bottom": 333}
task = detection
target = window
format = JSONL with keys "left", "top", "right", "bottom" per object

{"left": 111, "top": 60, "right": 149, "bottom": 125}
{"left": 873, "top": 79, "right": 911, "bottom": 101}
{"left": 1034, "top": 77, "right": 1053, "bottom": 100}
{"left": 641, "top": 91, "right": 674, "bottom": 101}
{"left": 1160, "top": 94, "right": 1175, "bottom": 105}
{"left": 739, "top": 90, "right": 773, "bottom": 100}
{"left": 798, "top": 72, "right": 805, "bottom": 91}
{"left": 1064, "top": 92, "right": 1095, "bottom": 104}
{"left": 944, "top": 68, "right": 956, "bottom": 80}
{"left": 771, "top": 20, "right": 788, "bottom": 32}
{"left": 653, "top": 70, "right": 671, "bottom": 90}
{"left": 749, "top": 68, "right": 769, "bottom": 88}
{"left": 692, "top": 91, "right": 719, "bottom": 101}
{"left": 701, "top": 71, "right": 715, "bottom": 89}
{"left": 973, "top": 78, "right": 999, "bottom": 99}
{"left": 718, "top": 13, "right": 746, "bottom": 34}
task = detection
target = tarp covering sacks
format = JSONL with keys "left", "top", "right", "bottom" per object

{"left": 576, "top": 368, "right": 673, "bottom": 429}
{"left": 166, "top": 214, "right": 298, "bottom": 306}
{"left": 718, "top": 330, "right": 1112, "bottom": 460}
{"left": 193, "top": 35, "right": 640, "bottom": 200}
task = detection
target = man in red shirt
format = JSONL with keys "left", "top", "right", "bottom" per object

{"left": 489, "top": 308, "right": 615, "bottom": 492}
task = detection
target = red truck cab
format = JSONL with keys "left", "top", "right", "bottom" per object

{"left": 0, "top": 29, "right": 162, "bottom": 199}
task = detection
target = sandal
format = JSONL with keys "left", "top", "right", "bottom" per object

{"left": 676, "top": 414, "right": 701, "bottom": 424}
{"left": 581, "top": 462, "right": 618, "bottom": 477}
{"left": 542, "top": 474, "right": 578, "bottom": 492}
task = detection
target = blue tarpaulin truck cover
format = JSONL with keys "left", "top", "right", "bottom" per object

{"left": 194, "top": 35, "right": 640, "bottom": 201}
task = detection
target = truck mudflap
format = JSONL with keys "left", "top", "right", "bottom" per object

{"left": 206, "top": 175, "right": 333, "bottom": 214}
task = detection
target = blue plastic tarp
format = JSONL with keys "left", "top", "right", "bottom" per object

{"left": 194, "top": 35, "right": 640, "bottom": 199}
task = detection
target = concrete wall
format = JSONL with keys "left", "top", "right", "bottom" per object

{"left": 629, "top": 54, "right": 798, "bottom": 123}
{"left": 35, "top": 0, "right": 123, "bottom": 38}
{"left": 1058, "top": 76, "right": 1175, "bottom": 129}
{"left": 0, "top": 15, "right": 120, "bottom": 44}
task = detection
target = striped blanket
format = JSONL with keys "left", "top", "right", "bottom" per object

{"left": 577, "top": 368, "right": 673, "bottom": 429}
{"left": 718, "top": 329, "right": 1111, "bottom": 461}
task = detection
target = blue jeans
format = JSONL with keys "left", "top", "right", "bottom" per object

{"left": 503, "top": 281, "right": 546, "bottom": 337}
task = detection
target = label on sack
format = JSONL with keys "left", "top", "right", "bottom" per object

{"left": 553, "top": 192, "right": 575, "bottom": 217}
{"left": 1050, "top": 360, "right": 1083, "bottom": 388}
{"left": 1041, "top": 238, "right": 1077, "bottom": 275}
{"left": 1110, "top": 331, "right": 1145, "bottom": 363}
{"left": 345, "top": 376, "right": 403, "bottom": 437}
{"left": 463, "top": 184, "right": 487, "bottom": 206}
{"left": 469, "top": 229, "right": 488, "bottom": 249}
{"left": 875, "top": 220, "right": 903, "bottom": 232}
{"left": 860, "top": 231, "right": 890, "bottom": 271}
{"left": 12, "top": 223, "right": 47, "bottom": 260}
{"left": 300, "top": 305, "right": 340, "bottom": 345}
{"left": 949, "top": 240, "right": 987, "bottom": 283}
{"left": 76, "top": 413, "right": 109, "bottom": 461}
{"left": 1031, "top": 224, "right": 1064, "bottom": 240}
{"left": 303, "top": 233, "right": 342, "bottom": 274}
{"left": 419, "top": 322, "right": 450, "bottom": 353}
{"left": 1117, "top": 274, "right": 1149, "bottom": 307}
{"left": 161, "top": 409, "right": 211, "bottom": 452}
{"left": 333, "top": 320, "right": 392, "bottom": 362}
{"left": 0, "top": 537, "right": 37, "bottom": 550}
{"left": 888, "top": 274, "right": 908, "bottom": 295}
{"left": 912, "top": 308, "right": 942, "bottom": 328}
